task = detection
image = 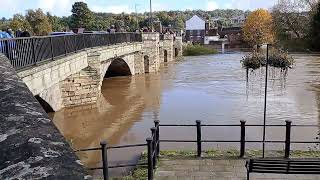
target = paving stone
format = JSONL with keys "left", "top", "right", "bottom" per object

{"left": 154, "top": 159, "right": 320, "bottom": 180}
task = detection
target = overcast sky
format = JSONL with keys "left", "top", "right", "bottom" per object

{"left": 0, "top": 0, "right": 278, "bottom": 18}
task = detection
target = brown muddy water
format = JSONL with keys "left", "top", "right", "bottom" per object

{"left": 50, "top": 53, "right": 320, "bottom": 177}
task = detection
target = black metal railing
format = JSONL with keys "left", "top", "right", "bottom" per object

{"left": 0, "top": 33, "right": 142, "bottom": 70}
{"left": 74, "top": 120, "right": 319, "bottom": 179}
{"left": 157, "top": 120, "right": 320, "bottom": 159}
{"left": 74, "top": 124, "right": 160, "bottom": 180}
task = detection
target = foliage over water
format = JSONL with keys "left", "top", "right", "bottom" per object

{"left": 183, "top": 44, "right": 218, "bottom": 56}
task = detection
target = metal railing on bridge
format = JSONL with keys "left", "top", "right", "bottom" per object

{"left": 0, "top": 33, "right": 142, "bottom": 70}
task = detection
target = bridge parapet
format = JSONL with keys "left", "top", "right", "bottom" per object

{"left": 0, "top": 33, "right": 142, "bottom": 70}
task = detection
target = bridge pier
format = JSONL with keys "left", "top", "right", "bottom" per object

{"left": 61, "top": 66, "right": 99, "bottom": 107}
{"left": 142, "top": 33, "right": 161, "bottom": 72}
{"left": 162, "top": 34, "right": 174, "bottom": 62}
{"left": 174, "top": 37, "right": 183, "bottom": 57}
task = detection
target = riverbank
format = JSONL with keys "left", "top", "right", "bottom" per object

{"left": 110, "top": 149, "right": 320, "bottom": 179}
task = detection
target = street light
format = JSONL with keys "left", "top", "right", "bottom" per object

{"left": 149, "top": 0, "right": 153, "bottom": 31}
{"left": 262, "top": 44, "right": 270, "bottom": 158}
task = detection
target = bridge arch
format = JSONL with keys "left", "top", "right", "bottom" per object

{"left": 144, "top": 55, "right": 150, "bottom": 73}
{"left": 164, "top": 50, "right": 168, "bottom": 62}
{"left": 175, "top": 48, "right": 179, "bottom": 57}
{"left": 35, "top": 95, "right": 54, "bottom": 113}
{"left": 104, "top": 58, "right": 132, "bottom": 78}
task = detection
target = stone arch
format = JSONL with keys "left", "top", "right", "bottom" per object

{"left": 144, "top": 55, "right": 150, "bottom": 73}
{"left": 164, "top": 50, "right": 168, "bottom": 62}
{"left": 105, "top": 58, "right": 132, "bottom": 78}
{"left": 35, "top": 95, "right": 55, "bottom": 113}
{"left": 175, "top": 48, "right": 179, "bottom": 57}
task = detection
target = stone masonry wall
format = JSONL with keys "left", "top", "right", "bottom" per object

{"left": 0, "top": 54, "right": 88, "bottom": 179}
{"left": 61, "top": 67, "right": 99, "bottom": 107}
{"left": 134, "top": 52, "right": 144, "bottom": 74}
{"left": 60, "top": 48, "right": 141, "bottom": 108}
{"left": 17, "top": 52, "right": 88, "bottom": 111}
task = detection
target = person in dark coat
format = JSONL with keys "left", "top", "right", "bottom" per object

{"left": 21, "top": 30, "right": 31, "bottom": 37}
{"left": 15, "top": 28, "right": 22, "bottom": 37}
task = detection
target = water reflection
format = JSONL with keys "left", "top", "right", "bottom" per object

{"left": 50, "top": 53, "right": 320, "bottom": 176}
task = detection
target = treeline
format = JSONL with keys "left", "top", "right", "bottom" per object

{"left": 0, "top": 2, "right": 249, "bottom": 36}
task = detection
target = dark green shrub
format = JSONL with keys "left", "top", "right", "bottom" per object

{"left": 183, "top": 44, "right": 218, "bottom": 56}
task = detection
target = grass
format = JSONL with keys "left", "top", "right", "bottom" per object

{"left": 159, "top": 149, "right": 320, "bottom": 159}
{"left": 110, "top": 153, "right": 148, "bottom": 180}
{"left": 183, "top": 44, "right": 218, "bottom": 56}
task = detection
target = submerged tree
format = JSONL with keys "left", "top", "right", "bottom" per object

{"left": 272, "top": 0, "right": 313, "bottom": 40}
{"left": 311, "top": 2, "right": 320, "bottom": 51}
{"left": 243, "top": 9, "right": 275, "bottom": 46}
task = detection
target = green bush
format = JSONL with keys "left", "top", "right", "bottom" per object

{"left": 183, "top": 44, "right": 218, "bottom": 56}
{"left": 241, "top": 49, "right": 294, "bottom": 70}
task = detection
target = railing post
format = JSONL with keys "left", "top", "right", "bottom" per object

{"left": 83, "top": 34, "right": 87, "bottom": 49}
{"left": 147, "top": 138, "right": 153, "bottom": 180}
{"left": 31, "top": 38, "right": 36, "bottom": 65}
{"left": 240, "top": 120, "right": 246, "bottom": 158}
{"left": 284, "top": 120, "right": 292, "bottom": 158}
{"left": 100, "top": 141, "right": 109, "bottom": 180}
{"left": 63, "top": 35, "right": 67, "bottom": 56}
{"left": 154, "top": 120, "right": 160, "bottom": 157}
{"left": 196, "top": 120, "right": 202, "bottom": 157}
{"left": 49, "top": 36, "right": 54, "bottom": 60}
{"left": 151, "top": 127, "right": 157, "bottom": 169}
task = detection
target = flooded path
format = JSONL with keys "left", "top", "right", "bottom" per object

{"left": 50, "top": 53, "right": 320, "bottom": 176}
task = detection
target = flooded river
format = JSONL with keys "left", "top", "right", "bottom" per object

{"left": 50, "top": 52, "right": 320, "bottom": 176}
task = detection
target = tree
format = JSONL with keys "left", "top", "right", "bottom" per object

{"left": 311, "top": 2, "right": 320, "bottom": 50}
{"left": 47, "top": 13, "right": 67, "bottom": 32}
{"left": 243, "top": 9, "right": 275, "bottom": 46}
{"left": 70, "top": 2, "right": 93, "bottom": 29}
{"left": 25, "top": 9, "right": 52, "bottom": 36}
{"left": 115, "top": 20, "right": 125, "bottom": 31}
{"left": 272, "top": 0, "right": 314, "bottom": 40}
{"left": 0, "top": 17, "right": 10, "bottom": 31}
{"left": 9, "top": 14, "right": 32, "bottom": 31}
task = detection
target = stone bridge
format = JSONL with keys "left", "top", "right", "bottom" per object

{"left": 14, "top": 33, "right": 182, "bottom": 112}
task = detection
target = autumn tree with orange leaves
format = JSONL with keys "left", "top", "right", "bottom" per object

{"left": 243, "top": 9, "right": 275, "bottom": 46}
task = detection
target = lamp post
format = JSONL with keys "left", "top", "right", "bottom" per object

{"left": 149, "top": 0, "right": 153, "bottom": 31}
{"left": 135, "top": 4, "right": 140, "bottom": 30}
{"left": 262, "top": 44, "right": 270, "bottom": 158}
